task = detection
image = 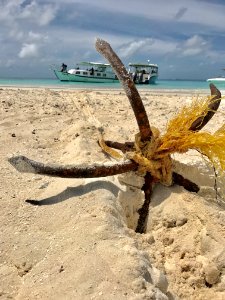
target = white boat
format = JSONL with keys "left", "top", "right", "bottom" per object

{"left": 53, "top": 62, "right": 119, "bottom": 83}
{"left": 207, "top": 68, "right": 225, "bottom": 85}
{"left": 128, "top": 62, "right": 158, "bottom": 84}
{"left": 207, "top": 77, "right": 225, "bottom": 85}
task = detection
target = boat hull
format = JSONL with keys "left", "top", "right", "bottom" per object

{"left": 149, "top": 75, "right": 158, "bottom": 84}
{"left": 54, "top": 70, "right": 118, "bottom": 83}
{"left": 134, "top": 75, "right": 158, "bottom": 84}
{"left": 207, "top": 78, "right": 225, "bottom": 85}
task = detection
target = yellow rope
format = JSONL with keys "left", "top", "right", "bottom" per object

{"left": 99, "top": 95, "right": 225, "bottom": 186}
{"left": 98, "top": 133, "right": 123, "bottom": 160}
{"left": 127, "top": 128, "right": 173, "bottom": 186}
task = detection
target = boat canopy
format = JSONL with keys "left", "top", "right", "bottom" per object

{"left": 129, "top": 63, "right": 158, "bottom": 68}
{"left": 78, "top": 62, "right": 111, "bottom": 67}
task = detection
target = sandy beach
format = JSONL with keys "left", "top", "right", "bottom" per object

{"left": 1, "top": 86, "right": 225, "bottom": 300}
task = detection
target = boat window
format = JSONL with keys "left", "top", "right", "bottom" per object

{"left": 83, "top": 72, "right": 88, "bottom": 75}
{"left": 75, "top": 71, "right": 80, "bottom": 74}
{"left": 97, "top": 73, "right": 101, "bottom": 76}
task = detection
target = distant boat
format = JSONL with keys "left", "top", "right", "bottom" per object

{"left": 207, "top": 68, "right": 225, "bottom": 85}
{"left": 128, "top": 62, "right": 158, "bottom": 84}
{"left": 53, "top": 62, "right": 119, "bottom": 83}
{"left": 207, "top": 77, "right": 225, "bottom": 84}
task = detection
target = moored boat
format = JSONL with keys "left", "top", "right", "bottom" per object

{"left": 128, "top": 62, "right": 158, "bottom": 84}
{"left": 207, "top": 77, "right": 225, "bottom": 85}
{"left": 207, "top": 68, "right": 225, "bottom": 85}
{"left": 53, "top": 62, "right": 119, "bottom": 83}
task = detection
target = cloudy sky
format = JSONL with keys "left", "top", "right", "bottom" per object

{"left": 1, "top": 0, "right": 225, "bottom": 79}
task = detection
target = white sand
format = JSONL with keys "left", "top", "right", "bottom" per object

{"left": 0, "top": 87, "right": 225, "bottom": 299}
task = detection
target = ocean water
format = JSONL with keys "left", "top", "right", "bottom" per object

{"left": 0, "top": 77, "right": 222, "bottom": 91}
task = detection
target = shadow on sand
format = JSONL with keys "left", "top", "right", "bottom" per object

{"left": 26, "top": 180, "right": 121, "bottom": 206}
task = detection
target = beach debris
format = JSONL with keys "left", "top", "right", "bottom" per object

{"left": 8, "top": 39, "right": 224, "bottom": 233}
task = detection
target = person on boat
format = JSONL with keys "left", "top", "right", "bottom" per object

{"left": 61, "top": 63, "right": 67, "bottom": 72}
{"left": 140, "top": 70, "right": 144, "bottom": 83}
{"left": 90, "top": 67, "right": 94, "bottom": 75}
{"left": 133, "top": 72, "right": 137, "bottom": 83}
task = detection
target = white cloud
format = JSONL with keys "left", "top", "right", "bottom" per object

{"left": 117, "top": 34, "right": 219, "bottom": 64}
{"left": 1, "top": 0, "right": 225, "bottom": 79}
{"left": 184, "top": 35, "right": 207, "bottom": 48}
{"left": 180, "top": 35, "right": 209, "bottom": 57}
{"left": 50, "top": 0, "right": 225, "bottom": 31}
{"left": 28, "top": 31, "right": 47, "bottom": 41}
{"left": 0, "top": 0, "right": 58, "bottom": 26}
{"left": 19, "top": 2, "right": 58, "bottom": 26}
{"left": 39, "top": 5, "right": 57, "bottom": 26}
{"left": 118, "top": 38, "right": 178, "bottom": 58}
{"left": 24, "top": 1, "right": 57, "bottom": 25}
{"left": 18, "top": 43, "right": 39, "bottom": 58}
{"left": 118, "top": 40, "right": 151, "bottom": 58}
{"left": 182, "top": 48, "right": 203, "bottom": 56}
{"left": 145, "top": 39, "right": 178, "bottom": 55}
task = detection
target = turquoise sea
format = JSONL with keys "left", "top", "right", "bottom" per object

{"left": 0, "top": 78, "right": 223, "bottom": 91}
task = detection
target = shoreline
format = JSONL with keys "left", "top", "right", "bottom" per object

{"left": 0, "top": 77, "right": 218, "bottom": 94}
{"left": 0, "top": 84, "right": 218, "bottom": 95}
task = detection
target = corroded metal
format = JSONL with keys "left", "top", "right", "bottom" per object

{"left": 190, "top": 83, "right": 221, "bottom": 131}
{"left": 95, "top": 38, "right": 152, "bottom": 142}
{"left": 136, "top": 172, "right": 153, "bottom": 233}
{"left": 104, "top": 140, "right": 135, "bottom": 153}
{"left": 172, "top": 172, "right": 199, "bottom": 193}
{"left": 8, "top": 156, "right": 137, "bottom": 178}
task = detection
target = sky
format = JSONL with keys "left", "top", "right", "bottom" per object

{"left": 1, "top": 0, "right": 225, "bottom": 80}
